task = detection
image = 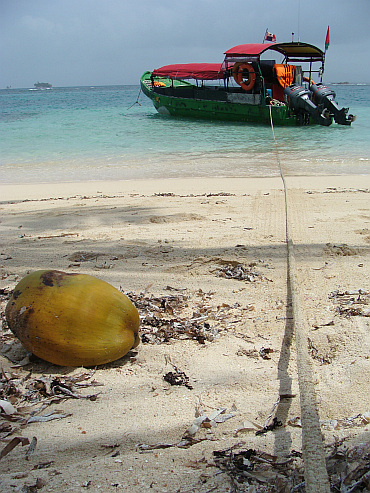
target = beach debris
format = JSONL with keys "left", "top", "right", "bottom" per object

{"left": 137, "top": 436, "right": 208, "bottom": 452}
{"left": 307, "top": 337, "right": 332, "bottom": 365}
{"left": 255, "top": 417, "right": 282, "bottom": 436}
{"left": 0, "top": 398, "right": 17, "bottom": 415}
{"left": 207, "top": 192, "right": 236, "bottom": 197}
{"left": 236, "top": 347, "right": 260, "bottom": 359}
{"left": 213, "top": 440, "right": 370, "bottom": 492}
{"left": 25, "top": 436, "right": 37, "bottom": 460}
{"left": 329, "top": 289, "right": 370, "bottom": 317}
{"left": 312, "top": 320, "right": 334, "bottom": 330}
{"left": 259, "top": 347, "right": 273, "bottom": 360}
{"left": 254, "top": 395, "right": 288, "bottom": 437}
{"left": 215, "top": 260, "right": 270, "bottom": 282}
{"left": 185, "top": 407, "right": 237, "bottom": 437}
{"left": 235, "top": 420, "right": 264, "bottom": 436}
{"left": 324, "top": 243, "right": 359, "bottom": 256}
{"left": 49, "top": 377, "right": 102, "bottom": 400}
{"left": 163, "top": 369, "right": 193, "bottom": 390}
{"left": 138, "top": 405, "right": 237, "bottom": 453}
{"left": 287, "top": 416, "right": 302, "bottom": 428}
{"left": 0, "top": 436, "right": 30, "bottom": 460}
{"left": 312, "top": 261, "right": 329, "bottom": 271}
{"left": 163, "top": 357, "right": 193, "bottom": 389}
{"left": 326, "top": 440, "right": 370, "bottom": 493}
{"left": 213, "top": 443, "right": 300, "bottom": 491}
{"left": 94, "top": 261, "right": 115, "bottom": 269}
{"left": 37, "top": 232, "right": 79, "bottom": 240}
{"left": 126, "top": 289, "right": 246, "bottom": 345}
{"left": 236, "top": 346, "right": 274, "bottom": 360}
{"left": 20, "top": 477, "right": 47, "bottom": 492}
{"left": 0, "top": 368, "right": 102, "bottom": 438}
{"left": 32, "top": 461, "right": 54, "bottom": 470}
{"left": 321, "top": 188, "right": 370, "bottom": 194}
{"left": 27, "top": 410, "right": 72, "bottom": 423}
{"left": 287, "top": 412, "right": 370, "bottom": 430}
{"left": 68, "top": 251, "right": 100, "bottom": 263}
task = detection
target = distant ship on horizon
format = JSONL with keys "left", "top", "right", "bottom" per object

{"left": 34, "top": 81, "right": 52, "bottom": 89}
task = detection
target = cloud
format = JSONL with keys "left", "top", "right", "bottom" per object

{"left": 21, "top": 15, "right": 60, "bottom": 33}
{"left": 1, "top": 0, "right": 369, "bottom": 87}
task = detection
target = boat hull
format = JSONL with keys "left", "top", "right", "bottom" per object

{"left": 140, "top": 71, "right": 299, "bottom": 126}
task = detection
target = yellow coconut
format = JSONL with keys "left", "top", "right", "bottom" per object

{"left": 5, "top": 270, "right": 140, "bottom": 367}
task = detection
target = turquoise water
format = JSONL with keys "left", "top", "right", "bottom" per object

{"left": 0, "top": 84, "right": 369, "bottom": 184}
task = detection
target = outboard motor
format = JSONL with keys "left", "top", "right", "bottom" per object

{"left": 284, "top": 84, "right": 332, "bottom": 126}
{"left": 309, "top": 83, "right": 355, "bottom": 125}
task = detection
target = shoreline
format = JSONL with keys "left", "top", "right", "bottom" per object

{"left": 1, "top": 173, "right": 369, "bottom": 202}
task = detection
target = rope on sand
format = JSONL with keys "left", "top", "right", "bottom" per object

{"left": 269, "top": 105, "right": 331, "bottom": 492}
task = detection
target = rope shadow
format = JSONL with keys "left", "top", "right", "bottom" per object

{"left": 273, "top": 269, "right": 295, "bottom": 458}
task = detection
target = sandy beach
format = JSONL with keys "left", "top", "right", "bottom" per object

{"left": 0, "top": 175, "right": 369, "bottom": 492}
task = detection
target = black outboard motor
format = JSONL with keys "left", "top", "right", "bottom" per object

{"left": 284, "top": 84, "right": 332, "bottom": 126}
{"left": 309, "top": 83, "right": 355, "bottom": 125}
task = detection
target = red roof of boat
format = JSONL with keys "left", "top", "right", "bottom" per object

{"left": 224, "top": 42, "right": 324, "bottom": 61}
{"left": 152, "top": 63, "right": 224, "bottom": 80}
{"left": 224, "top": 43, "right": 275, "bottom": 56}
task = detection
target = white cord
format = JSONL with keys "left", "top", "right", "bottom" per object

{"left": 268, "top": 105, "right": 331, "bottom": 492}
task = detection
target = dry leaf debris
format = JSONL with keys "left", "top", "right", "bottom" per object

{"left": 215, "top": 260, "right": 271, "bottom": 283}
{"left": 287, "top": 413, "right": 370, "bottom": 431}
{"left": 0, "top": 369, "right": 102, "bottom": 440}
{"left": 324, "top": 243, "right": 360, "bottom": 257}
{"left": 329, "top": 289, "right": 370, "bottom": 317}
{"left": 212, "top": 439, "right": 370, "bottom": 492}
{"left": 163, "top": 369, "right": 193, "bottom": 390}
{"left": 308, "top": 337, "right": 332, "bottom": 365}
{"left": 213, "top": 443, "right": 303, "bottom": 492}
{"left": 125, "top": 289, "right": 247, "bottom": 345}
{"left": 137, "top": 405, "right": 237, "bottom": 453}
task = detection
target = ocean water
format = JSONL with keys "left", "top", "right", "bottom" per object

{"left": 0, "top": 84, "right": 369, "bottom": 184}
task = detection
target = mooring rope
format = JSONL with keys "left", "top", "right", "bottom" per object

{"left": 127, "top": 87, "right": 142, "bottom": 109}
{"left": 268, "top": 105, "right": 331, "bottom": 492}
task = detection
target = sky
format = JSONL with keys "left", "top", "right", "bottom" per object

{"left": 1, "top": 0, "right": 369, "bottom": 88}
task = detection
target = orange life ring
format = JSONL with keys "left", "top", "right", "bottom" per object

{"left": 232, "top": 62, "right": 256, "bottom": 91}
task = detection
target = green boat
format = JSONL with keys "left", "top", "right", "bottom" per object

{"left": 140, "top": 42, "right": 354, "bottom": 126}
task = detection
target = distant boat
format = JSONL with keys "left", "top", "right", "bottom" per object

{"left": 34, "top": 82, "right": 52, "bottom": 89}
{"left": 141, "top": 41, "right": 355, "bottom": 126}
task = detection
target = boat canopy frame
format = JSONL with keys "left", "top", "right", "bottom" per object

{"left": 223, "top": 42, "right": 324, "bottom": 62}
{"left": 150, "top": 42, "right": 325, "bottom": 85}
{"left": 223, "top": 42, "right": 325, "bottom": 82}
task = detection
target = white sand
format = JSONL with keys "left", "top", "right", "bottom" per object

{"left": 0, "top": 175, "right": 369, "bottom": 492}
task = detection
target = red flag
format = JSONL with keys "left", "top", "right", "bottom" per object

{"left": 325, "top": 26, "right": 330, "bottom": 51}
{"left": 264, "top": 30, "right": 276, "bottom": 43}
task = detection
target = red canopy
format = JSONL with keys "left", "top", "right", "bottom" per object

{"left": 224, "top": 42, "right": 324, "bottom": 61}
{"left": 224, "top": 43, "right": 275, "bottom": 57}
{"left": 152, "top": 63, "right": 225, "bottom": 80}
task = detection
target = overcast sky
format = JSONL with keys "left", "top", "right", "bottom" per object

{"left": 1, "top": 0, "right": 369, "bottom": 88}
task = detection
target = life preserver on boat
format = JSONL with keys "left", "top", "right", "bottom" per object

{"left": 274, "top": 64, "right": 295, "bottom": 89}
{"left": 232, "top": 63, "right": 256, "bottom": 91}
